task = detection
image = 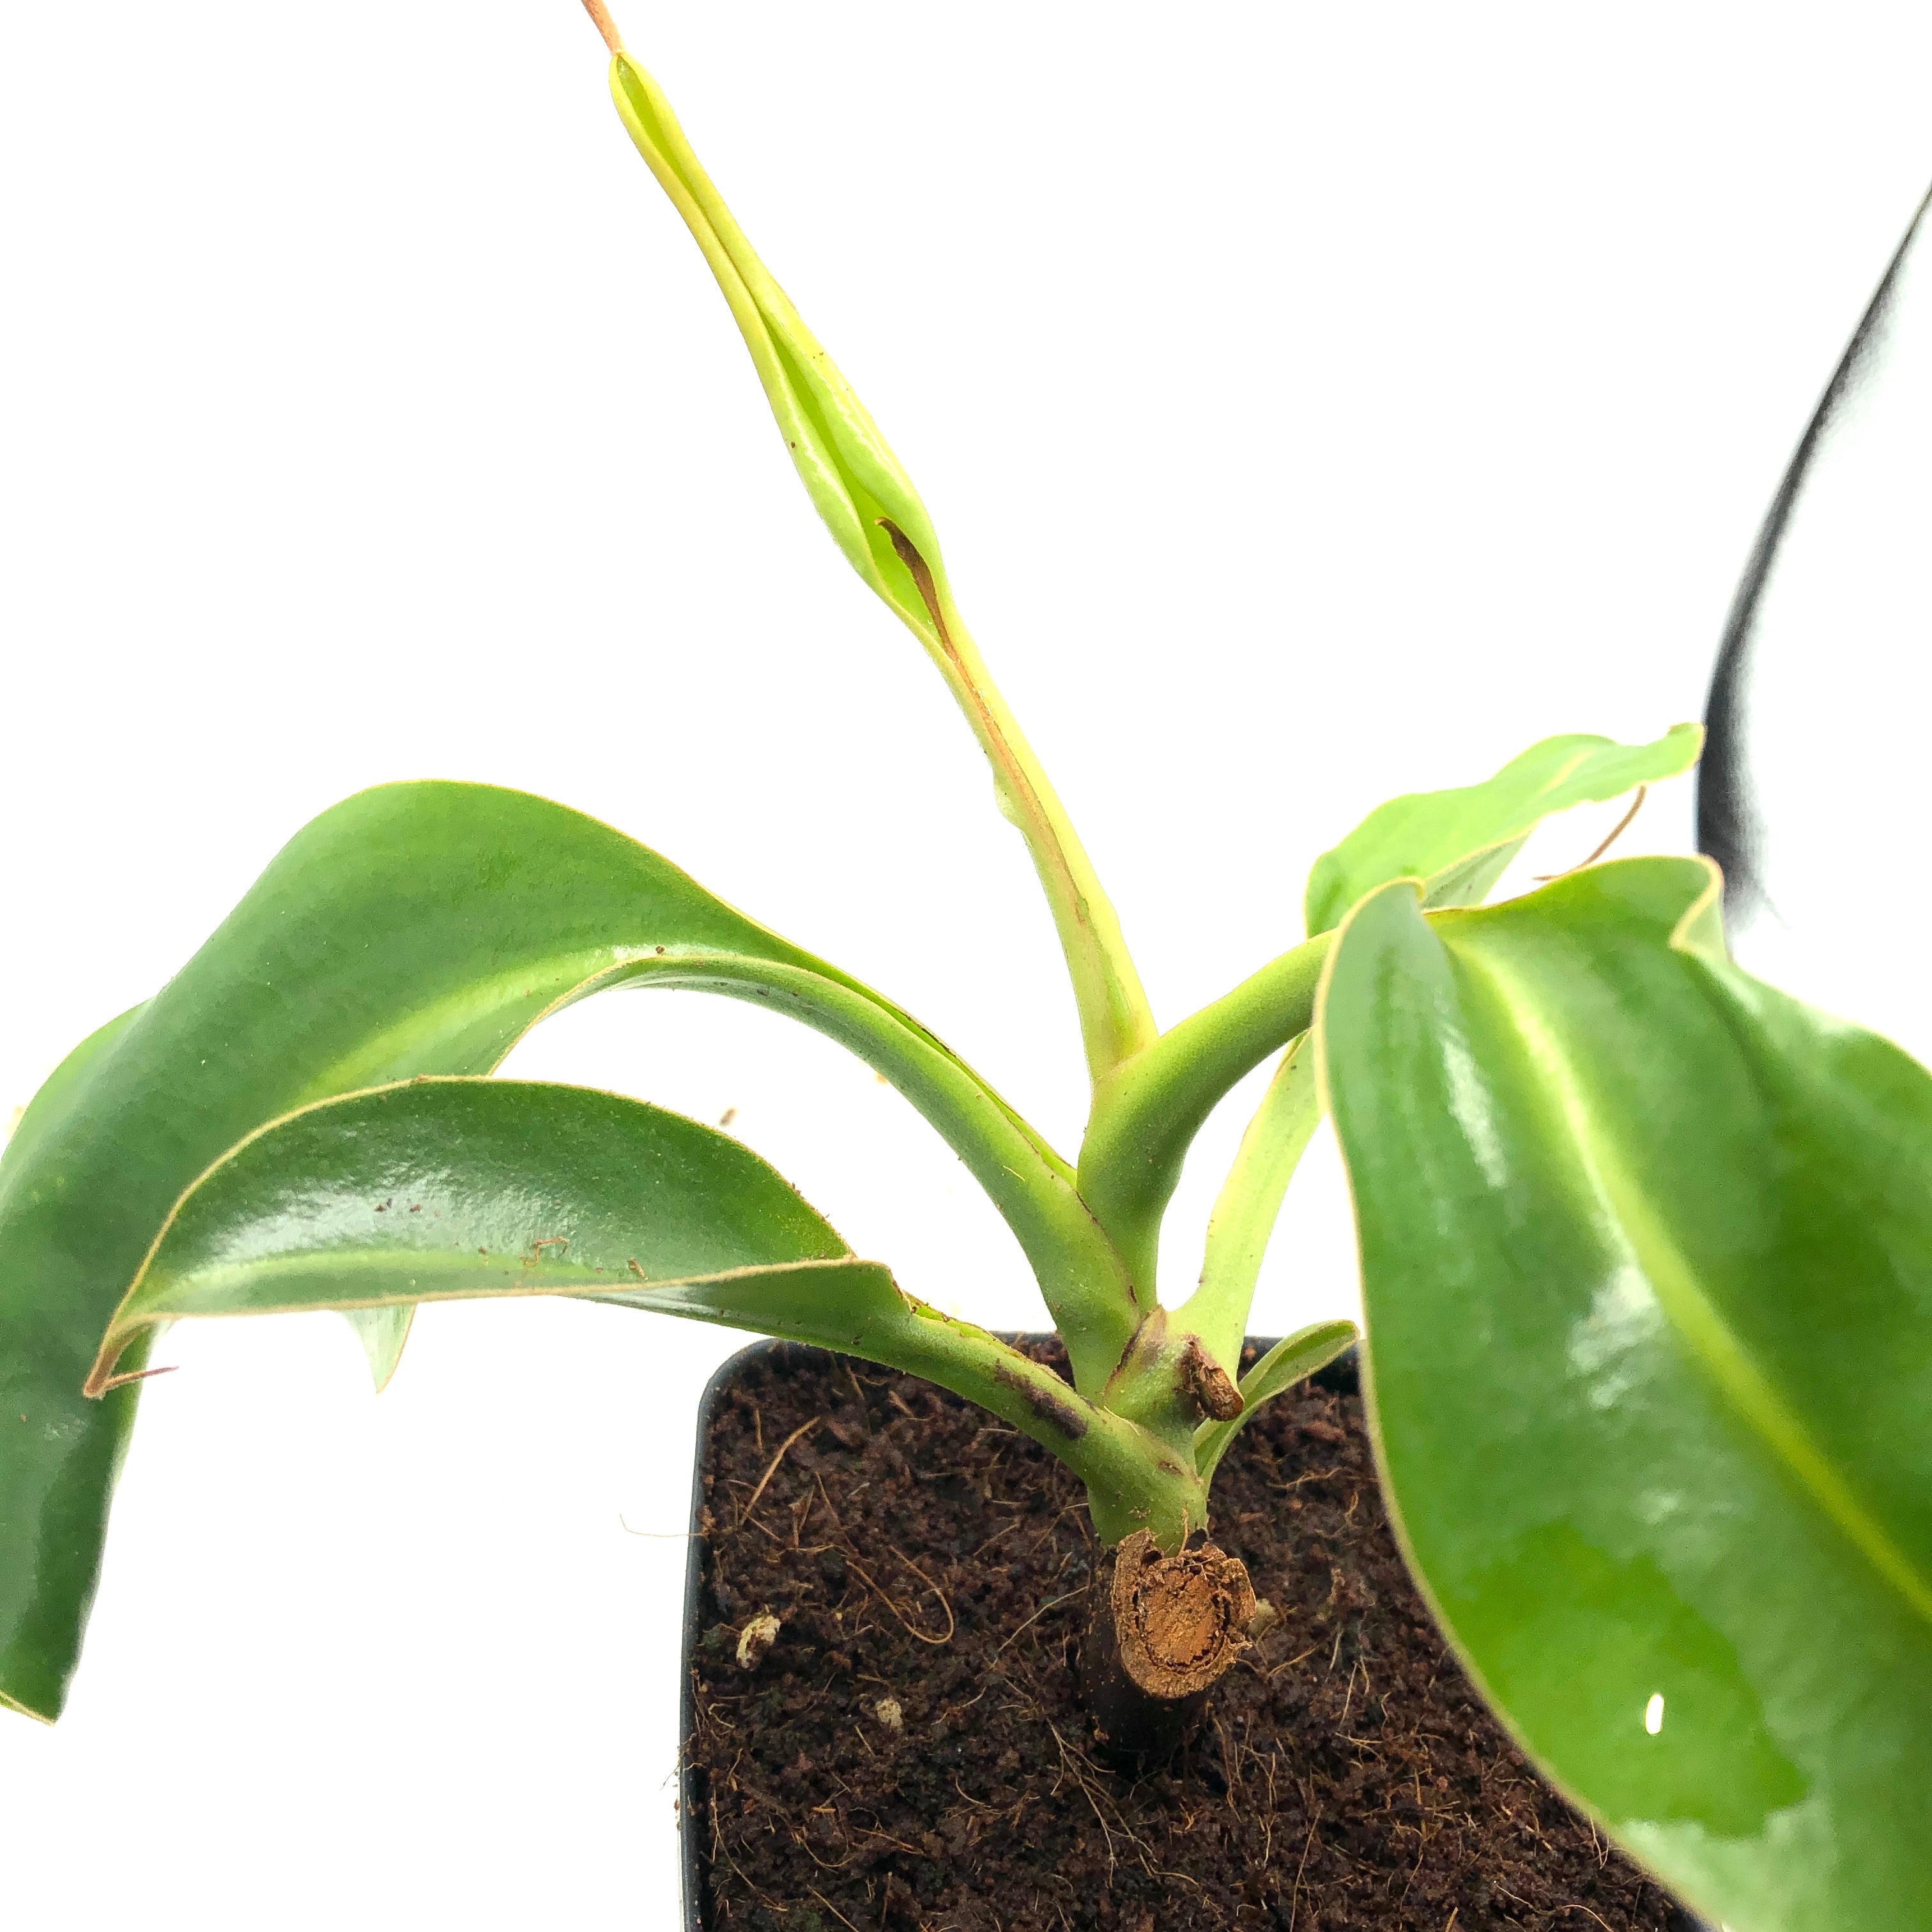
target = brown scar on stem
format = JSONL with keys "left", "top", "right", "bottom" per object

{"left": 877, "top": 519, "right": 951, "bottom": 650}
{"left": 528, "top": 1236, "right": 569, "bottom": 1265}
{"left": 877, "top": 518, "right": 1098, "bottom": 947}
{"left": 1179, "top": 1337, "right": 1245, "bottom": 1422}
{"left": 1083, "top": 1528, "right": 1256, "bottom": 1745}
{"left": 992, "top": 1361, "right": 1088, "bottom": 1439}
{"left": 1107, "top": 1321, "right": 1147, "bottom": 1386}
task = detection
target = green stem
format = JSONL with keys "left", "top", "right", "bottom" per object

{"left": 1078, "top": 933, "right": 1333, "bottom": 1292}
{"left": 598, "top": 954, "right": 1147, "bottom": 1393}
{"left": 878, "top": 528, "right": 1158, "bottom": 1085}
{"left": 862, "top": 1301, "right": 1204, "bottom": 1548}
{"left": 1170, "top": 1034, "right": 1323, "bottom": 1369}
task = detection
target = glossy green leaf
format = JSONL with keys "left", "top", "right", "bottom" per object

{"left": 93, "top": 1077, "right": 1205, "bottom": 1551}
{"left": 1320, "top": 856, "right": 1932, "bottom": 1932}
{"left": 0, "top": 780, "right": 1132, "bottom": 1721}
{"left": 1193, "top": 1320, "right": 1358, "bottom": 1487}
{"left": 1303, "top": 723, "right": 1701, "bottom": 939}
{"left": 0, "top": 1004, "right": 150, "bottom": 1722}
{"left": 88, "top": 1077, "right": 850, "bottom": 1382}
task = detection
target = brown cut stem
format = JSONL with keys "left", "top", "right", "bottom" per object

{"left": 579, "top": 0, "right": 625, "bottom": 55}
{"left": 1082, "top": 1530, "right": 1254, "bottom": 1762}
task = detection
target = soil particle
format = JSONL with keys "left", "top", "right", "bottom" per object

{"left": 687, "top": 1342, "right": 1687, "bottom": 1931}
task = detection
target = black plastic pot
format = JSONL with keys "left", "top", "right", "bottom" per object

{"left": 680, "top": 1338, "right": 772, "bottom": 1929}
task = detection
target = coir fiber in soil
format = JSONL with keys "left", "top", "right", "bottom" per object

{"left": 687, "top": 1341, "right": 1692, "bottom": 1932}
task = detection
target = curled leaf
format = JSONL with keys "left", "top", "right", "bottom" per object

{"left": 598, "top": 46, "right": 1157, "bottom": 1082}
{"left": 0, "top": 780, "right": 1123, "bottom": 1722}
{"left": 1303, "top": 724, "right": 1701, "bottom": 938}
{"left": 606, "top": 54, "right": 949, "bottom": 656}
{"left": 89, "top": 1075, "right": 1202, "bottom": 1552}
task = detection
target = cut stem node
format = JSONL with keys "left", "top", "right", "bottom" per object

{"left": 1082, "top": 1530, "right": 1255, "bottom": 1761}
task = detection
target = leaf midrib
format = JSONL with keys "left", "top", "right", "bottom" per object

{"left": 1461, "top": 946, "right": 1932, "bottom": 1630}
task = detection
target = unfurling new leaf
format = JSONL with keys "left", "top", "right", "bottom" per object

{"left": 600, "top": 40, "right": 1154, "bottom": 1083}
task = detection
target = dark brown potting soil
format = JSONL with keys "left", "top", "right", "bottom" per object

{"left": 687, "top": 1341, "right": 1692, "bottom": 1932}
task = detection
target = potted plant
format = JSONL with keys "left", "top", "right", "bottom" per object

{"left": 4, "top": 6, "right": 1928, "bottom": 1929}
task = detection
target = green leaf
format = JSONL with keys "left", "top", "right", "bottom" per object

{"left": 0, "top": 780, "right": 1132, "bottom": 1721}
{"left": 341, "top": 1305, "right": 413, "bottom": 1393}
{"left": 1302, "top": 724, "right": 1702, "bottom": 939}
{"left": 1193, "top": 1320, "right": 1358, "bottom": 1487}
{"left": 1172, "top": 1034, "right": 1324, "bottom": 1370}
{"left": 0, "top": 1002, "right": 150, "bottom": 1723}
{"left": 606, "top": 53, "right": 942, "bottom": 654}
{"left": 1319, "top": 856, "right": 1932, "bottom": 1931}
{"left": 93, "top": 1077, "right": 1204, "bottom": 1553}
{"left": 88, "top": 1077, "right": 850, "bottom": 1381}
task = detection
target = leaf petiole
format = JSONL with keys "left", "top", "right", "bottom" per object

{"left": 1171, "top": 1032, "right": 1326, "bottom": 1370}
{"left": 1078, "top": 933, "right": 1333, "bottom": 1292}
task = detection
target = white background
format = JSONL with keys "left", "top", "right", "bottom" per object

{"left": 3, "top": 2, "right": 1929, "bottom": 1924}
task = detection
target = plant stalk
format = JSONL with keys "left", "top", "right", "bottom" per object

{"left": 1082, "top": 1530, "right": 1255, "bottom": 1762}
{"left": 1080, "top": 933, "right": 1333, "bottom": 1288}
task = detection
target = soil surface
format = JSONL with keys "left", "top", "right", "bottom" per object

{"left": 686, "top": 1341, "right": 1696, "bottom": 1932}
